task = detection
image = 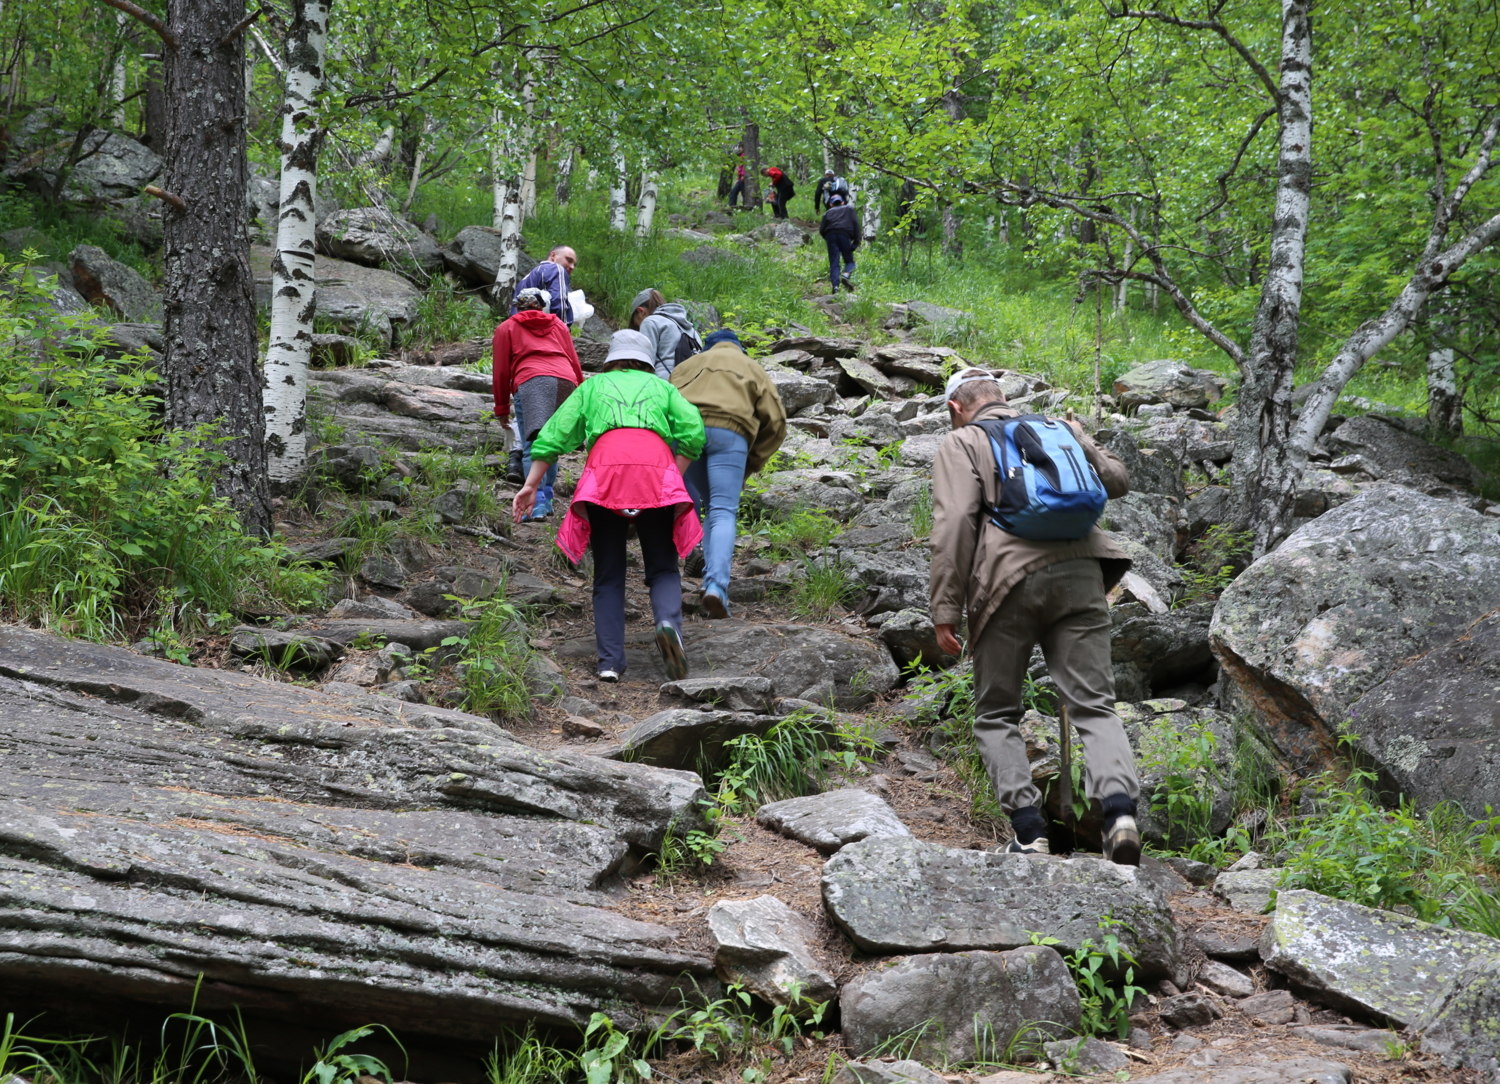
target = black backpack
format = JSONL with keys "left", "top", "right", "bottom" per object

{"left": 673, "top": 325, "right": 704, "bottom": 366}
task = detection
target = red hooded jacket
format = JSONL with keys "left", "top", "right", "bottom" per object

{"left": 492, "top": 309, "right": 585, "bottom": 421}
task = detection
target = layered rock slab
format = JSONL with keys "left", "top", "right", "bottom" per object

{"left": 1211, "top": 488, "right": 1500, "bottom": 774}
{"left": 705, "top": 895, "right": 836, "bottom": 1009}
{"left": 821, "top": 836, "right": 1186, "bottom": 984}
{"left": 839, "top": 947, "right": 1080, "bottom": 1061}
{"left": 0, "top": 628, "right": 714, "bottom": 1034}
{"left": 756, "top": 790, "right": 910, "bottom": 854}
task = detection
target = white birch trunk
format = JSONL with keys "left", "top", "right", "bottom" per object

{"left": 636, "top": 170, "right": 658, "bottom": 237}
{"left": 1426, "top": 346, "right": 1462, "bottom": 437}
{"left": 112, "top": 12, "right": 128, "bottom": 127}
{"left": 518, "top": 60, "right": 537, "bottom": 221}
{"left": 401, "top": 117, "right": 430, "bottom": 213}
{"left": 360, "top": 125, "right": 394, "bottom": 167}
{"left": 554, "top": 146, "right": 574, "bottom": 205}
{"left": 490, "top": 107, "right": 510, "bottom": 229}
{"left": 263, "top": 0, "right": 331, "bottom": 485}
{"left": 608, "top": 139, "right": 628, "bottom": 232}
{"left": 860, "top": 177, "right": 880, "bottom": 241}
{"left": 493, "top": 191, "right": 523, "bottom": 308}
{"left": 1116, "top": 207, "right": 1134, "bottom": 312}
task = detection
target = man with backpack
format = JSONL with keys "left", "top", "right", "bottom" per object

{"left": 761, "top": 166, "right": 794, "bottom": 219}
{"left": 814, "top": 170, "right": 851, "bottom": 212}
{"left": 928, "top": 367, "right": 1142, "bottom": 865}
{"left": 818, "top": 192, "right": 861, "bottom": 293}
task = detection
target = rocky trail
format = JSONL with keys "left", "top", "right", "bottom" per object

{"left": 7, "top": 208, "right": 1500, "bottom": 1083}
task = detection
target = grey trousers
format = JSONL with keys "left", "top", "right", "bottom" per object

{"left": 972, "top": 558, "right": 1140, "bottom": 812}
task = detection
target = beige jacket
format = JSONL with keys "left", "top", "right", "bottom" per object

{"left": 669, "top": 342, "right": 788, "bottom": 474}
{"left": 929, "top": 402, "right": 1132, "bottom": 640}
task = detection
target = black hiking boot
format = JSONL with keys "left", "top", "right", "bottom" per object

{"left": 505, "top": 449, "right": 524, "bottom": 485}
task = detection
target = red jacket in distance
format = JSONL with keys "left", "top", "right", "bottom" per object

{"left": 765, "top": 167, "right": 784, "bottom": 185}
{"left": 491, "top": 309, "right": 584, "bottom": 421}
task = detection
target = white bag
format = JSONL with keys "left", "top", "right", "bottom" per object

{"left": 568, "top": 288, "right": 594, "bottom": 326}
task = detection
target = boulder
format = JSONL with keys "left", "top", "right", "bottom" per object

{"left": 1238, "top": 988, "right": 1296, "bottom": 1025}
{"left": 1113, "top": 359, "right": 1229, "bottom": 412}
{"left": 1126, "top": 1060, "right": 1352, "bottom": 1084}
{"left": 831, "top": 1063, "right": 944, "bottom": 1084}
{"left": 705, "top": 895, "right": 836, "bottom": 1010}
{"left": 98, "top": 322, "right": 164, "bottom": 361}
{"left": 679, "top": 245, "right": 748, "bottom": 268}
{"left": 1211, "top": 488, "right": 1500, "bottom": 774}
{"left": 839, "top": 947, "right": 1080, "bottom": 1061}
{"left": 440, "top": 225, "right": 539, "bottom": 287}
{"left": 840, "top": 551, "right": 932, "bottom": 617}
{"left": 0, "top": 627, "right": 717, "bottom": 1037}
{"left": 251, "top": 246, "right": 423, "bottom": 346}
{"left": 228, "top": 627, "right": 345, "bottom": 669}
{"left": 869, "top": 344, "right": 954, "bottom": 385}
{"left": 1098, "top": 428, "right": 1187, "bottom": 500}
{"left": 327, "top": 596, "right": 419, "bottom": 620}
{"left": 878, "top": 608, "right": 953, "bottom": 671}
{"left": 768, "top": 369, "right": 838, "bottom": 414}
{"left": 766, "top": 336, "right": 862, "bottom": 360}
{"left": 748, "top": 221, "right": 810, "bottom": 248}
{"left": 1110, "top": 601, "right": 1217, "bottom": 701}
{"left": 1345, "top": 609, "right": 1500, "bottom": 815}
{"left": 554, "top": 620, "right": 899, "bottom": 708}
{"left": 755, "top": 789, "right": 911, "bottom": 854}
{"left": 1260, "top": 888, "right": 1500, "bottom": 1027}
{"left": 1159, "top": 991, "right": 1219, "bottom": 1028}
{"left": 613, "top": 709, "right": 778, "bottom": 773}
{"left": 661, "top": 675, "right": 775, "bottom": 713}
{"left": 317, "top": 207, "right": 445, "bottom": 275}
{"left": 1198, "top": 959, "right": 1256, "bottom": 998}
{"left": 752, "top": 470, "right": 866, "bottom": 519}
{"left": 5, "top": 119, "right": 162, "bottom": 202}
{"left": 1213, "top": 869, "right": 1278, "bottom": 913}
{"left": 1043, "top": 1037, "right": 1130, "bottom": 1074}
{"left": 1325, "top": 414, "right": 1480, "bottom": 493}
{"left": 68, "top": 245, "right": 161, "bottom": 322}
{"left": 897, "top": 433, "right": 947, "bottom": 469}
{"left": 821, "top": 836, "right": 1186, "bottom": 983}
{"left": 882, "top": 300, "right": 973, "bottom": 334}
{"left": 835, "top": 356, "right": 898, "bottom": 399}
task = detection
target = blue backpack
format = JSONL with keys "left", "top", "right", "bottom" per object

{"left": 970, "top": 415, "right": 1108, "bottom": 540}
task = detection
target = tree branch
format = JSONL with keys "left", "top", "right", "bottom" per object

{"left": 95, "top": 0, "right": 177, "bottom": 49}
{"left": 249, "top": 25, "right": 283, "bottom": 74}
{"left": 1109, "top": 2, "right": 1280, "bottom": 105}
{"left": 1197, "top": 106, "right": 1276, "bottom": 221}
{"left": 218, "top": 6, "right": 267, "bottom": 49}
{"left": 144, "top": 184, "right": 187, "bottom": 212}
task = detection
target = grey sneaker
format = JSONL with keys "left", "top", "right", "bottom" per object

{"left": 1103, "top": 815, "right": 1141, "bottom": 866}
{"left": 598, "top": 670, "right": 620, "bottom": 683}
{"left": 1003, "top": 836, "right": 1051, "bottom": 856}
{"left": 654, "top": 624, "right": 688, "bottom": 681}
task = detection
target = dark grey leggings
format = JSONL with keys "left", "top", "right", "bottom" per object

{"left": 586, "top": 504, "right": 682, "bottom": 674}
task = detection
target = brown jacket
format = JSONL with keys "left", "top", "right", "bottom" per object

{"left": 669, "top": 342, "right": 788, "bottom": 474}
{"left": 929, "top": 402, "right": 1132, "bottom": 640}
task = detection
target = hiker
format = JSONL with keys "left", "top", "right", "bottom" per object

{"left": 492, "top": 286, "right": 583, "bottom": 520}
{"left": 511, "top": 245, "right": 578, "bottom": 324}
{"left": 818, "top": 192, "right": 861, "bottom": 293}
{"left": 514, "top": 330, "right": 706, "bottom": 683}
{"left": 629, "top": 289, "right": 704, "bottom": 379}
{"left": 813, "top": 170, "right": 850, "bottom": 213}
{"left": 928, "top": 367, "right": 1143, "bottom": 865}
{"left": 669, "top": 329, "right": 787, "bottom": 618}
{"left": 727, "top": 146, "right": 748, "bottom": 210}
{"left": 761, "top": 166, "right": 794, "bottom": 219}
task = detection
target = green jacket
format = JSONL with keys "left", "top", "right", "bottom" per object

{"left": 669, "top": 341, "right": 787, "bottom": 475}
{"left": 529, "top": 368, "right": 706, "bottom": 463}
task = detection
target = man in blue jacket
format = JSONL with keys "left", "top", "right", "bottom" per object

{"left": 511, "top": 246, "right": 578, "bottom": 324}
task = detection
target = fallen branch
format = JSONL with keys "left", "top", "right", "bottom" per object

{"left": 452, "top": 525, "right": 520, "bottom": 548}
{"left": 144, "top": 185, "right": 186, "bottom": 212}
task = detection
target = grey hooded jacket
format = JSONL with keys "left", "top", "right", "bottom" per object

{"left": 640, "top": 302, "right": 702, "bottom": 379}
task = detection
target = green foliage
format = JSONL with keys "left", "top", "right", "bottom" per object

{"left": 651, "top": 803, "right": 736, "bottom": 883}
{"left": 0, "top": 262, "right": 329, "bottom": 638}
{"left": 302, "top": 1026, "right": 399, "bottom": 1084}
{"left": 1174, "top": 526, "right": 1254, "bottom": 608}
{"left": 408, "top": 278, "right": 495, "bottom": 348}
{"left": 483, "top": 1028, "right": 574, "bottom": 1084}
{"left": 910, "top": 484, "right": 934, "bottom": 539}
{"left": 1031, "top": 917, "right": 1147, "bottom": 1040}
{"left": 788, "top": 556, "right": 855, "bottom": 620}
{"left": 746, "top": 509, "right": 843, "bottom": 560}
{"left": 442, "top": 596, "right": 534, "bottom": 716}
{"left": 715, "top": 712, "right": 879, "bottom": 813}
{"left": 1140, "top": 723, "right": 1220, "bottom": 853}
{"left": 580, "top": 1014, "right": 650, "bottom": 1084}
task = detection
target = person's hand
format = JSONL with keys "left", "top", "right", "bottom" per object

{"left": 675, "top": 454, "right": 693, "bottom": 475}
{"left": 935, "top": 624, "right": 963, "bottom": 657}
{"left": 513, "top": 483, "right": 538, "bottom": 523}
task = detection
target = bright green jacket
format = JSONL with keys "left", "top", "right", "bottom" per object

{"left": 529, "top": 368, "right": 707, "bottom": 463}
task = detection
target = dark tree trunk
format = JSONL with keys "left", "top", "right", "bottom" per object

{"left": 741, "top": 116, "right": 761, "bottom": 211}
{"left": 141, "top": 57, "right": 168, "bottom": 149}
{"left": 162, "top": 0, "right": 270, "bottom": 533}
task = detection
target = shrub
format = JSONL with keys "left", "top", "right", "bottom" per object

{"left": 0, "top": 259, "right": 329, "bottom": 638}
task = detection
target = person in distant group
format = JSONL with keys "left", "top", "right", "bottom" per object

{"left": 727, "top": 146, "right": 749, "bottom": 210}
{"left": 819, "top": 192, "right": 861, "bottom": 294}
{"left": 669, "top": 330, "right": 787, "bottom": 618}
{"left": 629, "top": 288, "right": 704, "bottom": 379}
{"left": 492, "top": 287, "right": 584, "bottom": 520}
{"left": 511, "top": 245, "right": 578, "bottom": 324}
{"left": 814, "top": 170, "right": 851, "bottom": 213}
{"left": 514, "top": 330, "right": 706, "bottom": 683}
{"left": 761, "top": 166, "right": 794, "bottom": 219}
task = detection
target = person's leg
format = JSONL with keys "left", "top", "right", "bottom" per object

{"left": 839, "top": 234, "right": 857, "bottom": 286}
{"left": 514, "top": 394, "right": 532, "bottom": 482}
{"left": 826, "top": 236, "right": 841, "bottom": 292}
{"left": 699, "top": 427, "right": 748, "bottom": 612}
{"left": 970, "top": 573, "right": 1047, "bottom": 845}
{"left": 637, "top": 507, "right": 688, "bottom": 678}
{"left": 586, "top": 505, "right": 629, "bottom": 676}
{"left": 684, "top": 453, "right": 709, "bottom": 519}
{"left": 1034, "top": 558, "right": 1141, "bottom": 862}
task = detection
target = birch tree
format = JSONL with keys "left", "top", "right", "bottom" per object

{"left": 264, "top": 0, "right": 331, "bottom": 486}
{"left": 608, "top": 137, "right": 628, "bottom": 231}
{"left": 636, "top": 169, "right": 659, "bottom": 236}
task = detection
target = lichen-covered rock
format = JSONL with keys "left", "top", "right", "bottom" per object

{"left": 757, "top": 789, "right": 910, "bottom": 854}
{"left": 69, "top": 244, "right": 162, "bottom": 322}
{"left": 1325, "top": 414, "right": 1480, "bottom": 493}
{"left": 877, "top": 608, "right": 953, "bottom": 671}
{"left": 706, "top": 895, "right": 836, "bottom": 1010}
{"left": 1113, "top": 359, "right": 1229, "bottom": 412}
{"left": 841, "top": 947, "right": 1079, "bottom": 1061}
{"left": 1213, "top": 869, "right": 1278, "bottom": 913}
{"left": 821, "top": 836, "right": 1186, "bottom": 983}
{"left": 767, "top": 369, "right": 837, "bottom": 414}
{"left": 1414, "top": 952, "right": 1500, "bottom": 1077}
{"left": 1260, "top": 889, "right": 1500, "bottom": 1027}
{"left": 836, "top": 356, "right": 898, "bottom": 399}
{"left": 1043, "top": 1037, "right": 1129, "bottom": 1073}
{"left": 440, "top": 224, "right": 538, "bottom": 286}
{"left": 1344, "top": 609, "right": 1500, "bottom": 816}
{"left": 612, "top": 709, "right": 778, "bottom": 773}
{"left": 1211, "top": 488, "right": 1500, "bottom": 775}
{"left": 317, "top": 206, "right": 444, "bottom": 275}
{"left": 661, "top": 675, "right": 775, "bottom": 713}
{"left": 1126, "top": 1059, "right": 1352, "bottom": 1084}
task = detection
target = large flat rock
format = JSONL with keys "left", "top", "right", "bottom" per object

{"left": 756, "top": 789, "right": 910, "bottom": 854}
{"left": 1211, "top": 488, "right": 1500, "bottom": 774}
{"left": 821, "top": 836, "right": 1185, "bottom": 984}
{"left": 1260, "top": 888, "right": 1500, "bottom": 1027}
{"left": 1126, "top": 1060, "right": 1351, "bottom": 1084}
{"left": 308, "top": 368, "right": 508, "bottom": 455}
{"left": 0, "top": 627, "right": 714, "bottom": 1034}
{"left": 1415, "top": 951, "right": 1500, "bottom": 1077}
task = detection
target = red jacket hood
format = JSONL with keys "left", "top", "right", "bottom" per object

{"left": 508, "top": 308, "right": 567, "bottom": 339}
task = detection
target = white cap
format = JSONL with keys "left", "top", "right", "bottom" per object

{"left": 605, "top": 329, "right": 655, "bottom": 368}
{"left": 944, "top": 366, "right": 1006, "bottom": 401}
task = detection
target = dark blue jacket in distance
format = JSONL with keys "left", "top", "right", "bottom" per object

{"left": 819, "top": 204, "right": 862, "bottom": 247}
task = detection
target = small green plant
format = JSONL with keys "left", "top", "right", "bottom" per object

{"left": 1140, "top": 721, "right": 1221, "bottom": 852}
{"left": 443, "top": 595, "right": 535, "bottom": 716}
{"left": 1044, "top": 917, "right": 1148, "bottom": 1039}
{"left": 580, "top": 1014, "right": 651, "bottom": 1084}
{"left": 910, "top": 484, "right": 934, "bottom": 538}
{"left": 715, "top": 712, "right": 879, "bottom": 813}
{"left": 483, "top": 1027, "right": 574, "bottom": 1084}
{"left": 1174, "top": 525, "right": 1254, "bottom": 608}
{"left": 301, "top": 1026, "right": 399, "bottom": 1084}
{"left": 788, "top": 556, "right": 855, "bottom": 619}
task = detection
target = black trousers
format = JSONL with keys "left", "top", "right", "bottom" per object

{"left": 586, "top": 505, "right": 683, "bottom": 674}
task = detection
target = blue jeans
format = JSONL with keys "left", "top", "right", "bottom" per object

{"left": 827, "top": 233, "right": 856, "bottom": 291}
{"left": 684, "top": 426, "right": 749, "bottom": 603}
